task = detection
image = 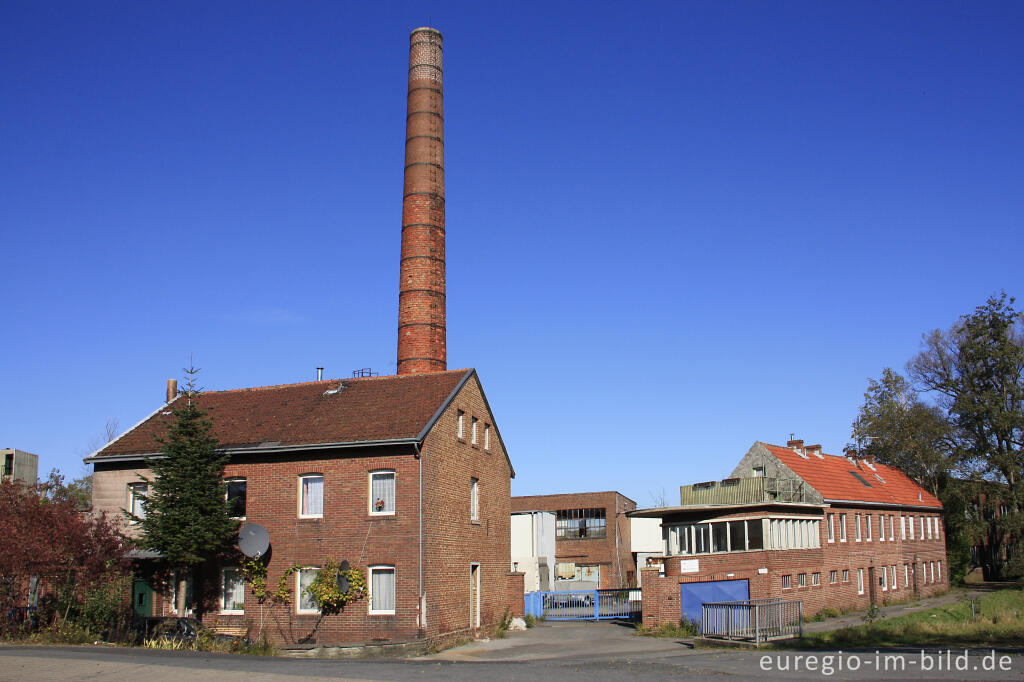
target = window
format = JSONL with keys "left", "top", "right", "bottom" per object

{"left": 827, "top": 514, "right": 834, "bottom": 542}
{"left": 930, "top": 562, "right": 936, "bottom": 583}
{"left": 368, "top": 566, "right": 396, "bottom": 614}
{"left": 127, "top": 482, "right": 148, "bottom": 519}
{"left": 934, "top": 517, "right": 940, "bottom": 539}
{"left": 855, "top": 514, "right": 861, "bottom": 541}
{"left": 299, "top": 475, "right": 324, "bottom": 518}
{"left": 880, "top": 566, "right": 888, "bottom": 591}
{"left": 712, "top": 522, "right": 729, "bottom": 552}
{"left": 889, "top": 515, "right": 895, "bottom": 541}
{"left": 457, "top": 410, "right": 464, "bottom": 438}
{"left": 891, "top": 565, "right": 897, "bottom": 590}
{"left": 937, "top": 561, "right": 942, "bottom": 581}
{"left": 470, "top": 417, "right": 478, "bottom": 444}
{"left": 920, "top": 516, "right": 925, "bottom": 539}
{"left": 829, "top": 570, "right": 838, "bottom": 584}
{"left": 909, "top": 516, "right": 915, "bottom": 539}
{"left": 297, "top": 567, "right": 320, "bottom": 613}
{"left": 811, "top": 572, "right": 820, "bottom": 586}
{"left": 226, "top": 478, "right": 246, "bottom": 518}
{"left": 370, "top": 471, "right": 396, "bottom": 515}
{"left": 857, "top": 568, "right": 864, "bottom": 595}
{"left": 752, "top": 466, "right": 765, "bottom": 477}
{"left": 839, "top": 514, "right": 847, "bottom": 541}
{"left": 782, "top": 575, "right": 791, "bottom": 589}
{"left": 484, "top": 424, "right": 491, "bottom": 450}
{"left": 900, "top": 515, "right": 906, "bottom": 540}
{"left": 555, "top": 508, "right": 606, "bottom": 539}
{"left": 221, "top": 568, "right": 244, "bottom": 614}
{"left": 904, "top": 563, "right": 910, "bottom": 587}
{"left": 866, "top": 514, "right": 872, "bottom": 541}
{"left": 797, "top": 573, "right": 806, "bottom": 587}
{"left": 842, "top": 569, "right": 849, "bottom": 583}
{"left": 747, "top": 518, "right": 764, "bottom": 550}
{"left": 470, "top": 478, "right": 479, "bottom": 521}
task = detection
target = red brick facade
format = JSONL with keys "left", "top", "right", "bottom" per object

{"left": 641, "top": 504, "right": 949, "bottom": 627}
{"left": 511, "top": 491, "right": 636, "bottom": 588}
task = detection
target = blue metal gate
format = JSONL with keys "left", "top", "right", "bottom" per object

{"left": 525, "top": 589, "right": 641, "bottom": 621}
{"left": 680, "top": 579, "right": 749, "bottom": 627}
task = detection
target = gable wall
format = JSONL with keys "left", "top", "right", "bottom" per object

{"left": 421, "top": 375, "right": 512, "bottom": 641}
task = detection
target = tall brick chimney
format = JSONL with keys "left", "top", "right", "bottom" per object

{"left": 397, "top": 27, "right": 446, "bottom": 375}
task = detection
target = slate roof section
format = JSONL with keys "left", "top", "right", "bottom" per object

{"left": 90, "top": 369, "right": 473, "bottom": 458}
{"left": 761, "top": 443, "right": 943, "bottom": 509}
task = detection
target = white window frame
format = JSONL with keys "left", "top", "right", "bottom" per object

{"left": 369, "top": 470, "right": 396, "bottom": 516}
{"left": 127, "top": 482, "right": 148, "bottom": 520}
{"left": 855, "top": 514, "right": 862, "bottom": 541}
{"left": 881, "top": 565, "right": 888, "bottom": 591}
{"left": 900, "top": 515, "right": 906, "bottom": 540}
{"left": 904, "top": 563, "right": 910, "bottom": 588}
{"left": 471, "top": 417, "right": 478, "bottom": 444}
{"left": 470, "top": 477, "right": 479, "bottom": 521}
{"left": 829, "top": 570, "right": 837, "bottom": 584}
{"left": 839, "top": 514, "right": 847, "bottom": 542}
{"left": 367, "top": 565, "right": 396, "bottom": 615}
{"left": 298, "top": 474, "right": 324, "bottom": 519}
{"left": 890, "top": 565, "right": 897, "bottom": 590}
{"left": 483, "top": 423, "right": 491, "bottom": 450}
{"left": 889, "top": 515, "right": 895, "bottom": 541}
{"left": 934, "top": 517, "right": 940, "bottom": 540}
{"left": 781, "top": 575, "right": 791, "bottom": 589}
{"left": 842, "top": 569, "right": 849, "bottom": 583}
{"left": 296, "top": 566, "right": 320, "bottom": 614}
{"left": 857, "top": 568, "right": 864, "bottom": 595}
{"left": 909, "top": 515, "right": 915, "bottom": 539}
{"left": 811, "top": 572, "right": 820, "bottom": 586}
{"left": 866, "top": 514, "right": 872, "bottom": 541}
{"left": 220, "top": 567, "right": 245, "bottom": 614}
{"left": 226, "top": 477, "right": 246, "bottom": 520}
{"left": 457, "top": 410, "right": 465, "bottom": 439}
{"left": 920, "top": 516, "right": 925, "bottom": 539}
{"left": 937, "top": 561, "right": 942, "bottom": 581}
{"left": 797, "top": 573, "right": 806, "bottom": 588}
{"left": 827, "top": 514, "right": 834, "bottom": 542}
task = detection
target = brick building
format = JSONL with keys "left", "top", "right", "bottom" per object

{"left": 88, "top": 369, "right": 514, "bottom": 648}
{"left": 635, "top": 440, "right": 948, "bottom": 627}
{"left": 511, "top": 492, "right": 636, "bottom": 589}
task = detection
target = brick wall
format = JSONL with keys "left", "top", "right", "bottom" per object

{"left": 641, "top": 504, "right": 950, "bottom": 627}
{"left": 506, "top": 572, "right": 525, "bottom": 617}
{"left": 422, "top": 374, "right": 513, "bottom": 640}
{"left": 511, "top": 491, "right": 636, "bottom": 588}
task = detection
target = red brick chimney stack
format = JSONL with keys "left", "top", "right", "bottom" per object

{"left": 397, "top": 27, "right": 446, "bottom": 375}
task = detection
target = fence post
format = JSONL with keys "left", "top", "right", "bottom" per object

{"left": 593, "top": 590, "right": 599, "bottom": 621}
{"left": 798, "top": 600, "right": 803, "bottom": 639}
{"left": 754, "top": 603, "right": 760, "bottom": 644}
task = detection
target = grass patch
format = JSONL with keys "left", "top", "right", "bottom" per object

{"left": 636, "top": 616, "right": 700, "bottom": 639}
{"left": 786, "top": 587, "right": 1024, "bottom": 649}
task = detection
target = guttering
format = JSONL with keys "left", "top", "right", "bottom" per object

{"left": 85, "top": 437, "right": 421, "bottom": 463}
{"left": 823, "top": 498, "right": 944, "bottom": 511}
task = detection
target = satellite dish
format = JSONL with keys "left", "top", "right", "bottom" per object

{"left": 337, "top": 559, "right": 351, "bottom": 593}
{"left": 238, "top": 523, "right": 270, "bottom": 558}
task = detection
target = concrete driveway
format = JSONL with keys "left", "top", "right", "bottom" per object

{"left": 418, "top": 620, "right": 695, "bottom": 662}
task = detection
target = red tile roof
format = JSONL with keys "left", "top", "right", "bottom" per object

{"left": 91, "top": 370, "right": 472, "bottom": 458}
{"left": 762, "top": 443, "right": 943, "bottom": 509}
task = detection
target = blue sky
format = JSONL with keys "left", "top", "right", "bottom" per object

{"left": 2, "top": 1, "right": 1022, "bottom": 506}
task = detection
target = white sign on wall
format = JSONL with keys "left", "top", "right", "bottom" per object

{"left": 679, "top": 559, "right": 700, "bottom": 574}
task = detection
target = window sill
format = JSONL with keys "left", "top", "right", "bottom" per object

{"left": 220, "top": 610, "right": 244, "bottom": 616}
{"left": 298, "top": 515, "right": 323, "bottom": 520}
{"left": 296, "top": 610, "right": 320, "bottom": 616}
{"left": 470, "top": 519, "right": 481, "bottom": 525}
{"left": 368, "top": 611, "right": 396, "bottom": 616}
{"left": 369, "top": 512, "right": 395, "bottom": 518}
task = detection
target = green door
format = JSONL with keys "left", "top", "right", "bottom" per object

{"left": 132, "top": 579, "right": 153, "bottom": 617}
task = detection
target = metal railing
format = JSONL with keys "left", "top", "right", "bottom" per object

{"left": 525, "top": 589, "right": 642, "bottom": 621}
{"left": 680, "top": 477, "right": 815, "bottom": 506}
{"left": 701, "top": 598, "right": 802, "bottom": 643}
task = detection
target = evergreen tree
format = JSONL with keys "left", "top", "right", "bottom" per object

{"left": 134, "top": 365, "right": 238, "bottom": 613}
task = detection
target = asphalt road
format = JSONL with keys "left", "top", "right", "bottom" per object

{"left": 3, "top": 622, "right": 1023, "bottom": 682}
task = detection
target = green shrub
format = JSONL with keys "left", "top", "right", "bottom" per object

{"left": 524, "top": 614, "right": 537, "bottom": 628}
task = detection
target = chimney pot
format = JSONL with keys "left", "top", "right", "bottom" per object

{"left": 317, "top": 367, "right": 324, "bottom": 381}
{"left": 166, "top": 379, "right": 177, "bottom": 403}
